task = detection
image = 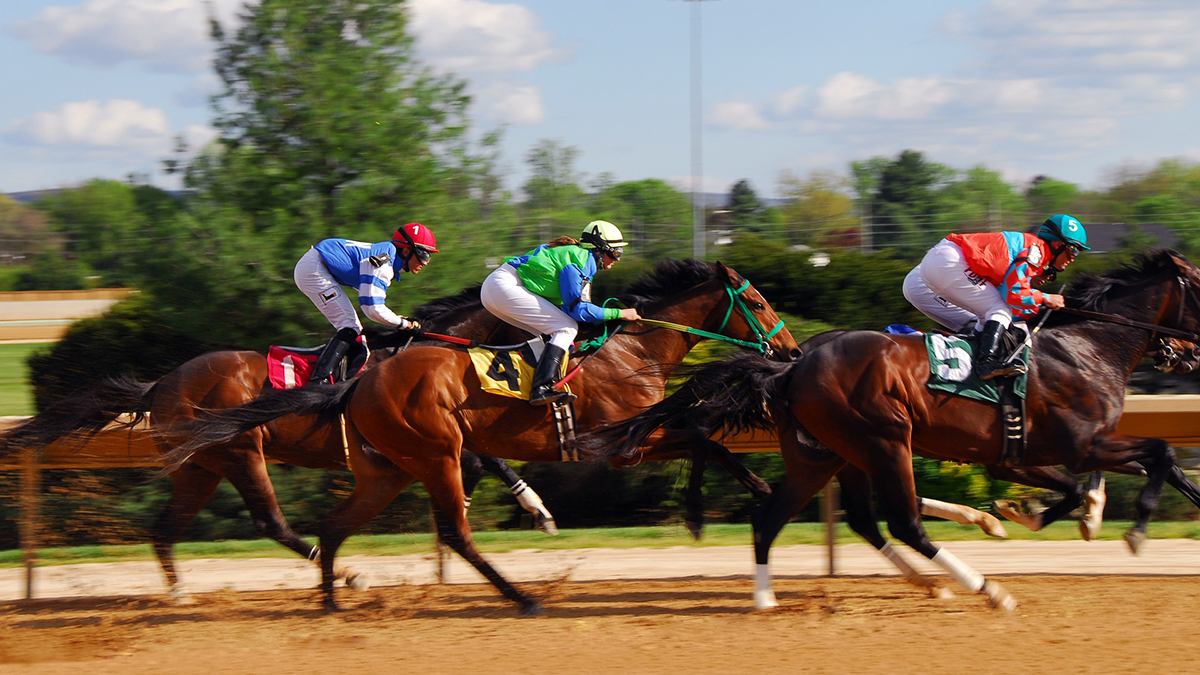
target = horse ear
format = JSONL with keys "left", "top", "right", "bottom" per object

{"left": 1169, "top": 251, "right": 1197, "bottom": 278}
{"left": 714, "top": 261, "right": 737, "bottom": 284}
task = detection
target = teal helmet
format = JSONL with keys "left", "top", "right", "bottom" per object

{"left": 1037, "top": 214, "right": 1090, "bottom": 251}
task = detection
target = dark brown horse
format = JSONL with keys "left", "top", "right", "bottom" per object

{"left": 161, "top": 259, "right": 801, "bottom": 614}
{"left": 587, "top": 250, "right": 1200, "bottom": 611}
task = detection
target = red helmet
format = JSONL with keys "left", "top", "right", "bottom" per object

{"left": 392, "top": 223, "right": 439, "bottom": 262}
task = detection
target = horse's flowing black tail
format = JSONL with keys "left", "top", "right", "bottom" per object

{"left": 157, "top": 380, "right": 356, "bottom": 475}
{"left": 0, "top": 376, "right": 156, "bottom": 458}
{"left": 575, "top": 352, "right": 795, "bottom": 460}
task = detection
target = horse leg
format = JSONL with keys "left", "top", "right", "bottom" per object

{"left": 918, "top": 497, "right": 1007, "bottom": 538}
{"left": 316, "top": 464, "right": 415, "bottom": 611}
{"left": 836, "top": 465, "right": 951, "bottom": 597}
{"left": 1079, "top": 436, "right": 1176, "bottom": 555}
{"left": 422, "top": 455, "right": 544, "bottom": 616}
{"left": 472, "top": 452, "right": 558, "bottom": 536}
{"left": 752, "top": 431, "right": 845, "bottom": 610}
{"left": 151, "top": 461, "right": 222, "bottom": 604}
{"left": 988, "top": 465, "right": 1087, "bottom": 534}
{"left": 869, "top": 449, "right": 1016, "bottom": 612}
{"left": 218, "top": 450, "right": 366, "bottom": 591}
{"left": 685, "top": 453, "right": 706, "bottom": 541}
{"left": 700, "top": 439, "right": 772, "bottom": 500}
{"left": 1081, "top": 471, "right": 1106, "bottom": 541}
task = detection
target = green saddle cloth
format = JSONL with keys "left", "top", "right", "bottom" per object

{"left": 924, "top": 333, "right": 1028, "bottom": 403}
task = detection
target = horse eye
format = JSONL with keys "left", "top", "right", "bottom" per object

{"left": 754, "top": 301, "right": 764, "bottom": 310}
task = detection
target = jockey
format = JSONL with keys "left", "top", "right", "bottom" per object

{"left": 480, "top": 220, "right": 642, "bottom": 405}
{"left": 294, "top": 222, "right": 439, "bottom": 385}
{"left": 902, "top": 214, "right": 1089, "bottom": 380}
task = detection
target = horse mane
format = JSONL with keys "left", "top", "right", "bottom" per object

{"left": 1046, "top": 248, "right": 1185, "bottom": 328}
{"left": 618, "top": 258, "right": 717, "bottom": 307}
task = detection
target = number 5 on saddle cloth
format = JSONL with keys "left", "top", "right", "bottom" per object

{"left": 924, "top": 325, "right": 1030, "bottom": 466}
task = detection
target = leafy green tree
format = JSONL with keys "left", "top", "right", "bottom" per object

{"left": 592, "top": 179, "right": 691, "bottom": 260}
{"left": 34, "top": 179, "right": 146, "bottom": 286}
{"left": 184, "top": 0, "right": 474, "bottom": 243}
{"left": 776, "top": 169, "right": 859, "bottom": 247}
{"left": 727, "top": 179, "right": 763, "bottom": 227}
{"left": 932, "top": 166, "right": 1028, "bottom": 236}
{"left": 521, "top": 138, "right": 589, "bottom": 235}
{"left": 1025, "top": 176, "right": 1079, "bottom": 216}
{"left": 855, "top": 150, "right": 951, "bottom": 253}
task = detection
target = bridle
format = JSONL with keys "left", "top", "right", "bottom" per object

{"left": 636, "top": 276, "right": 787, "bottom": 357}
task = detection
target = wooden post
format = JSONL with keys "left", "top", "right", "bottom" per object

{"left": 19, "top": 445, "right": 40, "bottom": 599}
{"left": 821, "top": 480, "right": 838, "bottom": 577}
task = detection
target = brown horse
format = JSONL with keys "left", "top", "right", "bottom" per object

{"left": 0, "top": 287, "right": 524, "bottom": 600}
{"left": 586, "top": 250, "right": 1200, "bottom": 611}
{"left": 161, "top": 259, "right": 801, "bottom": 613}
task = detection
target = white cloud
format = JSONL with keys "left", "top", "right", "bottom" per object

{"left": 771, "top": 86, "right": 808, "bottom": 116}
{"left": 409, "top": 0, "right": 563, "bottom": 73}
{"left": 478, "top": 82, "right": 545, "bottom": 125}
{"left": 5, "top": 100, "right": 174, "bottom": 154}
{"left": 7, "top": 0, "right": 242, "bottom": 74}
{"left": 711, "top": 100, "right": 770, "bottom": 131}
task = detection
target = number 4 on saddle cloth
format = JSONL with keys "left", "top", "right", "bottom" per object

{"left": 267, "top": 336, "right": 370, "bottom": 390}
{"left": 893, "top": 323, "right": 1031, "bottom": 466}
{"left": 468, "top": 338, "right": 570, "bottom": 401}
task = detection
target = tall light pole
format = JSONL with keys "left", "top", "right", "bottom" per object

{"left": 684, "top": 0, "right": 714, "bottom": 260}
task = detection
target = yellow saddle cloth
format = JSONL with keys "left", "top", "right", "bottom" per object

{"left": 468, "top": 340, "right": 570, "bottom": 400}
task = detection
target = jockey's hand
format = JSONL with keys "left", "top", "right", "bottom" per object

{"left": 1043, "top": 294, "right": 1066, "bottom": 310}
{"left": 618, "top": 308, "right": 641, "bottom": 321}
{"left": 398, "top": 317, "right": 423, "bottom": 334}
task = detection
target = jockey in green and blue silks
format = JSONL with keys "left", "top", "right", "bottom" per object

{"left": 480, "top": 220, "right": 641, "bottom": 405}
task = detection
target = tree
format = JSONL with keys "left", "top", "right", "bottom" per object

{"left": 182, "top": 0, "right": 473, "bottom": 244}
{"left": 776, "top": 169, "right": 858, "bottom": 247}
{"left": 933, "top": 166, "right": 1028, "bottom": 236}
{"left": 34, "top": 179, "right": 147, "bottom": 286}
{"left": 592, "top": 179, "right": 691, "bottom": 259}
{"left": 859, "top": 150, "right": 952, "bottom": 253}
{"left": 727, "top": 179, "right": 763, "bottom": 227}
{"left": 1025, "top": 176, "right": 1079, "bottom": 217}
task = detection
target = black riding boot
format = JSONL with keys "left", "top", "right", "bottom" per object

{"left": 308, "top": 328, "right": 358, "bottom": 385}
{"left": 528, "top": 344, "right": 574, "bottom": 406}
{"left": 974, "top": 320, "right": 1027, "bottom": 380}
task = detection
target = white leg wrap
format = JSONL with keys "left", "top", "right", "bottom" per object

{"left": 880, "top": 542, "right": 921, "bottom": 582}
{"left": 754, "top": 563, "right": 779, "bottom": 610}
{"left": 1080, "top": 477, "right": 1106, "bottom": 541}
{"left": 513, "top": 481, "right": 547, "bottom": 515}
{"left": 932, "top": 548, "right": 984, "bottom": 593}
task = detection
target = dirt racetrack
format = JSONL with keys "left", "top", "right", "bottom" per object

{"left": 3, "top": 542, "right": 1200, "bottom": 674}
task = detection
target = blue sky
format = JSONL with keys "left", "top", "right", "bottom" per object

{"left": 3, "top": 0, "right": 1200, "bottom": 199}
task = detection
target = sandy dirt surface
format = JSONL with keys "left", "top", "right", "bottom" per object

{"left": 2, "top": 541, "right": 1200, "bottom": 674}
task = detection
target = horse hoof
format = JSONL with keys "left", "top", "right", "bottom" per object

{"left": 992, "top": 500, "right": 1041, "bottom": 531}
{"left": 929, "top": 586, "right": 956, "bottom": 600}
{"left": 753, "top": 590, "right": 780, "bottom": 610}
{"left": 536, "top": 515, "right": 559, "bottom": 537}
{"left": 519, "top": 600, "right": 546, "bottom": 617}
{"left": 977, "top": 512, "right": 1008, "bottom": 539}
{"left": 983, "top": 580, "right": 1017, "bottom": 612}
{"left": 1124, "top": 529, "right": 1146, "bottom": 555}
{"left": 167, "top": 588, "right": 196, "bottom": 606}
{"left": 686, "top": 520, "right": 703, "bottom": 542}
{"left": 345, "top": 573, "right": 370, "bottom": 592}
{"left": 1079, "top": 517, "right": 1099, "bottom": 541}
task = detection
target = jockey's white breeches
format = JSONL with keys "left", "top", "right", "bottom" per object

{"left": 295, "top": 247, "right": 362, "bottom": 333}
{"left": 904, "top": 239, "right": 1013, "bottom": 331}
{"left": 480, "top": 263, "right": 578, "bottom": 351}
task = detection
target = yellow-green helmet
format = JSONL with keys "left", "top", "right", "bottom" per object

{"left": 580, "top": 220, "right": 629, "bottom": 256}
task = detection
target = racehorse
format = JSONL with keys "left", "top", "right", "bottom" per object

{"left": 0, "top": 287, "right": 554, "bottom": 600}
{"left": 159, "top": 259, "right": 801, "bottom": 613}
{"left": 584, "top": 250, "right": 1200, "bottom": 611}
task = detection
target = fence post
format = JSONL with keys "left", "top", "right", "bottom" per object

{"left": 821, "top": 480, "right": 838, "bottom": 577}
{"left": 20, "top": 445, "right": 40, "bottom": 599}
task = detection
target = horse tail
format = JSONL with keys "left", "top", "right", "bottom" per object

{"left": 576, "top": 351, "right": 795, "bottom": 460}
{"left": 0, "top": 376, "right": 157, "bottom": 457}
{"left": 156, "top": 380, "right": 356, "bottom": 475}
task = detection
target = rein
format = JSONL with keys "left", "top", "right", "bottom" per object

{"left": 1059, "top": 275, "right": 1200, "bottom": 343}
{"left": 639, "top": 280, "right": 786, "bottom": 355}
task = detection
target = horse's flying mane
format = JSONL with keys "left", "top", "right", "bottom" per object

{"left": 619, "top": 258, "right": 718, "bottom": 308}
{"left": 1066, "top": 249, "right": 1183, "bottom": 311}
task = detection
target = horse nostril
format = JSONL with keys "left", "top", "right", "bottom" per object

{"left": 788, "top": 348, "right": 802, "bottom": 361}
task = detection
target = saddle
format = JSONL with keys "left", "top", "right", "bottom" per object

{"left": 267, "top": 340, "right": 369, "bottom": 390}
